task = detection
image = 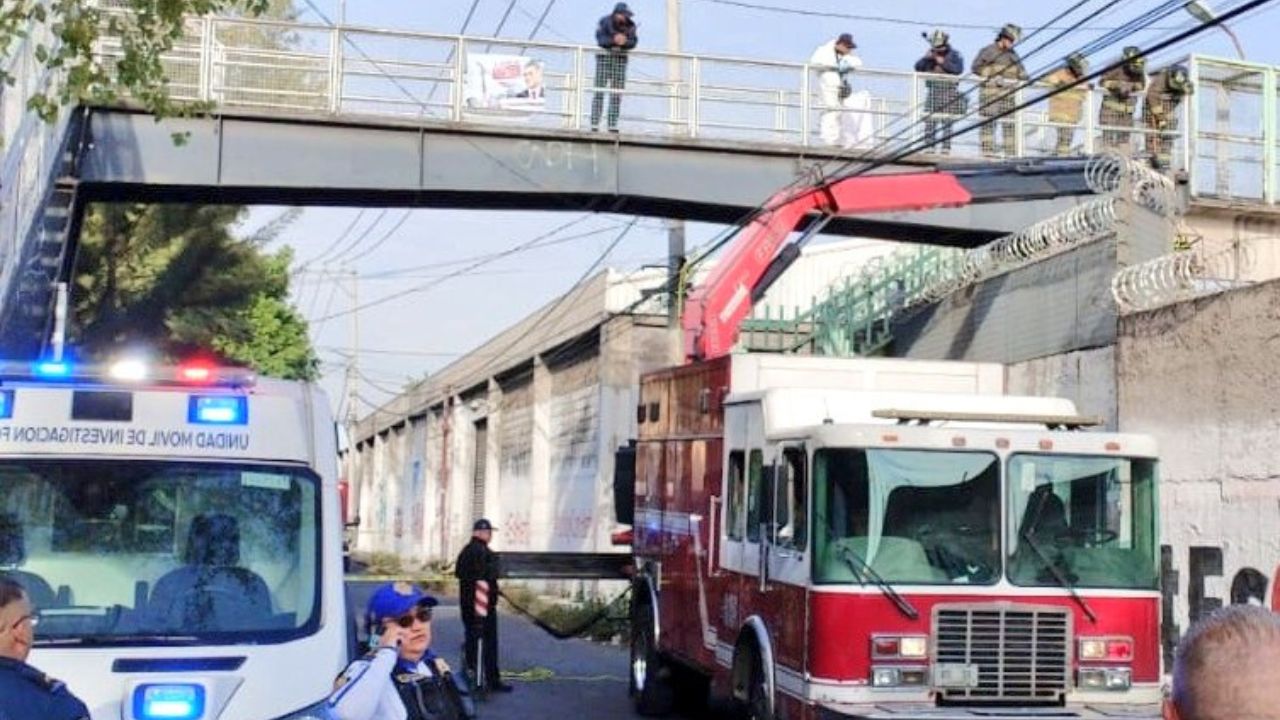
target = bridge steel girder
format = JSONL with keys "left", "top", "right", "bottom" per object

{"left": 76, "top": 109, "right": 1091, "bottom": 247}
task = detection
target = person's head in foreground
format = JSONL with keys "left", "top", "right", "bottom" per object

{"left": 1165, "top": 604, "right": 1280, "bottom": 720}
{"left": 366, "top": 581, "right": 440, "bottom": 663}
{"left": 0, "top": 578, "right": 34, "bottom": 663}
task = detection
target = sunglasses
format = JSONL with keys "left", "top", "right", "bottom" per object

{"left": 392, "top": 607, "right": 433, "bottom": 628}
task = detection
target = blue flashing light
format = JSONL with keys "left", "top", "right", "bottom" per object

{"left": 133, "top": 683, "right": 205, "bottom": 720}
{"left": 188, "top": 395, "right": 248, "bottom": 425}
{"left": 0, "top": 390, "right": 13, "bottom": 420}
{"left": 33, "top": 361, "right": 71, "bottom": 378}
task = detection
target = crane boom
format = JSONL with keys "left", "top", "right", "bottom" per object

{"left": 681, "top": 171, "right": 973, "bottom": 361}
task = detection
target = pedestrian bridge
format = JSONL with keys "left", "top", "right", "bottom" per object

{"left": 1, "top": 10, "right": 1277, "bottom": 356}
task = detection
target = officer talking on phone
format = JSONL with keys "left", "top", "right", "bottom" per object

{"left": 328, "top": 581, "right": 474, "bottom": 720}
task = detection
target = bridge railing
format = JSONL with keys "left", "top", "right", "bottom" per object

{"left": 85, "top": 12, "right": 1199, "bottom": 164}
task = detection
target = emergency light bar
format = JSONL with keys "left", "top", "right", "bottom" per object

{"left": 0, "top": 360, "right": 256, "bottom": 388}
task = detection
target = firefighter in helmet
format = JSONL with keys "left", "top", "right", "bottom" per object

{"left": 1044, "top": 53, "right": 1089, "bottom": 156}
{"left": 914, "top": 28, "right": 965, "bottom": 155}
{"left": 1142, "top": 64, "right": 1192, "bottom": 170}
{"left": 1099, "top": 46, "right": 1146, "bottom": 152}
{"left": 972, "top": 23, "right": 1028, "bottom": 156}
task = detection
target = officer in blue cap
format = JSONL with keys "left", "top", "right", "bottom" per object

{"left": 328, "top": 581, "right": 473, "bottom": 720}
{"left": 0, "top": 578, "right": 89, "bottom": 720}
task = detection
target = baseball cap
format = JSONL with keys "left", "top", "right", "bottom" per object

{"left": 837, "top": 33, "right": 856, "bottom": 48}
{"left": 613, "top": 2, "right": 633, "bottom": 16}
{"left": 366, "top": 581, "right": 439, "bottom": 625}
{"left": 473, "top": 518, "right": 497, "bottom": 531}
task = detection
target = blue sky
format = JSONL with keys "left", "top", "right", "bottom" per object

{"left": 250, "top": 0, "right": 1280, "bottom": 414}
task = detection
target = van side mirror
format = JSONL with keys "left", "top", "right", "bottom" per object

{"left": 613, "top": 441, "right": 636, "bottom": 525}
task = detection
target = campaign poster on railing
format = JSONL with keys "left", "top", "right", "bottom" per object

{"left": 463, "top": 54, "right": 547, "bottom": 113}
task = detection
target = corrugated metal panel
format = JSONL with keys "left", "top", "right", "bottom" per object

{"left": 894, "top": 237, "right": 1117, "bottom": 363}
{"left": 498, "top": 377, "right": 533, "bottom": 549}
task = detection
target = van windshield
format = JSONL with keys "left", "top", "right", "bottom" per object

{"left": 813, "top": 449, "right": 1001, "bottom": 586}
{"left": 0, "top": 459, "right": 320, "bottom": 646}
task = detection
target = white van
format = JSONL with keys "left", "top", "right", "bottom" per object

{"left": 0, "top": 359, "right": 347, "bottom": 720}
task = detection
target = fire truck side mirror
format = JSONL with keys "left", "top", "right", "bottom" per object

{"left": 614, "top": 441, "right": 637, "bottom": 526}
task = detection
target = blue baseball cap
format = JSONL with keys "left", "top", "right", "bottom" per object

{"left": 366, "top": 581, "right": 439, "bottom": 625}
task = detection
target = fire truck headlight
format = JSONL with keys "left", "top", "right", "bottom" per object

{"left": 899, "top": 637, "right": 927, "bottom": 659}
{"left": 1079, "top": 639, "right": 1107, "bottom": 660}
{"left": 871, "top": 667, "right": 900, "bottom": 688}
{"left": 1078, "top": 668, "right": 1131, "bottom": 691}
{"left": 871, "top": 634, "right": 928, "bottom": 659}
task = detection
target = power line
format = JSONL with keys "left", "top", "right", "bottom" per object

{"left": 294, "top": 208, "right": 365, "bottom": 272}
{"left": 312, "top": 214, "right": 603, "bottom": 322}
{"left": 326, "top": 209, "right": 389, "bottom": 265}
{"left": 338, "top": 209, "right": 414, "bottom": 265}
{"left": 687, "top": 0, "right": 1180, "bottom": 32}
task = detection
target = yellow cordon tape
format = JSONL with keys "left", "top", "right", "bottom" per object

{"left": 502, "top": 667, "right": 624, "bottom": 683}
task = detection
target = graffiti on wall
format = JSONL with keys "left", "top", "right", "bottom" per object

{"left": 504, "top": 512, "right": 532, "bottom": 548}
{"left": 1160, "top": 544, "right": 1278, "bottom": 667}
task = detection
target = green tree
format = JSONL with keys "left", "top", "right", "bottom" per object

{"left": 0, "top": 0, "right": 300, "bottom": 122}
{"left": 73, "top": 203, "right": 319, "bottom": 380}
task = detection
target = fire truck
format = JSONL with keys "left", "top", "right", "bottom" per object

{"left": 615, "top": 164, "right": 1163, "bottom": 719}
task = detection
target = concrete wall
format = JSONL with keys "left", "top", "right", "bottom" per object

{"left": 1005, "top": 346, "right": 1118, "bottom": 430}
{"left": 1117, "top": 278, "right": 1280, "bottom": 667}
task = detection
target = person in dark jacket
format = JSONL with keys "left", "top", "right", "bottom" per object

{"left": 328, "top": 582, "right": 474, "bottom": 720}
{"left": 591, "top": 2, "right": 638, "bottom": 132}
{"left": 455, "top": 518, "right": 511, "bottom": 693}
{"left": 914, "top": 29, "right": 965, "bottom": 154}
{"left": 0, "top": 578, "right": 89, "bottom": 720}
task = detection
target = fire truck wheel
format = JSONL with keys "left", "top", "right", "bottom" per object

{"left": 630, "top": 600, "right": 675, "bottom": 716}
{"left": 743, "top": 649, "right": 772, "bottom": 720}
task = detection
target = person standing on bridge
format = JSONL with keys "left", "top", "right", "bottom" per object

{"left": 1164, "top": 604, "right": 1280, "bottom": 720}
{"left": 914, "top": 29, "right": 965, "bottom": 155}
{"left": 1142, "top": 64, "right": 1192, "bottom": 171}
{"left": 0, "top": 578, "right": 89, "bottom": 720}
{"left": 328, "top": 582, "right": 474, "bottom": 720}
{"left": 1044, "top": 53, "right": 1089, "bottom": 156}
{"left": 591, "top": 2, "right": 638, "bottom": 133}
{"left": 456, "top": 518, "right": 512, "bottom": 694}
{"left": 810, "top": 33, "right": 861, "bottom": 146}
{"left": 1099, "top": 47, "right": 1147, "bottom": 153}
{"left": 972, "top": 23, "right": 1028, "bottom": 157}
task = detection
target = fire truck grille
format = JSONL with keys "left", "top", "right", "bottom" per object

{"left": 933, "top": 604, "right": 1071, "bottom": 702}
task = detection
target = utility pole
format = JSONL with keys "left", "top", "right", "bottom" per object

{"left": 344, "top": 268, "right": 360, "bottom": 431}
{"left": 666, "top": 0, "right": 687, "bottom": 332}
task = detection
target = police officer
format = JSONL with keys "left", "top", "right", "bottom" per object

{"left": 328, "top": 581, "right": 473, "bottom": 720}
{"left": 972, "top": 23, "right": 1028, "bottom": 156}
{"left": 455, "top": 518, "right": 512, "bottom": 693}
{"left": 1044, "top": 53, "right": 1089, "bottom": 156}
{"left": 914, "top": 29, "right": 965, "bottom": 155}
{"left": 0, "top": 578, "right": 89, "bottom": 720}
{"left": 1143, "top": 64, "right": 1192, "bottom": 170}
{"left": 1099, "top": 46, "right": 1147, "bottom": 152}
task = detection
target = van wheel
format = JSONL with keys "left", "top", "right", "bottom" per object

{"left": 630, "top": 601, "right": 675, "bottom": 716}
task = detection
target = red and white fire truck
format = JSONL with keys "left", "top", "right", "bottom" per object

{"left": 616, "top": 165, "right": 1163, "bottom": 719}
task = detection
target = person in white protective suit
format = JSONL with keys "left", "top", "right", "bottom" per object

{"left": 809, "top": 33, "right": 862, "bottom": 145}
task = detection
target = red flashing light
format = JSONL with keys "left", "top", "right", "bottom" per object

{"left": 872, "top": 637, "right": 900, "bottom": 657}
{"left": 179, "top": 365, "right": 215, "bottom": 383}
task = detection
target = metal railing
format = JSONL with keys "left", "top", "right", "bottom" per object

{"left": 81, "top": 11, "right": 1201, "bottom": 167}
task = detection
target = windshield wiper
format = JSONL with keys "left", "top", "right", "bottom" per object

{"left": 835, "top": 543, "right": 920, "bottom": 621}
{"left": 1021, "top": 492, "right": 1097, "bottom": 624}
{"left": 36, "top": 634, "right": 200, "bottom": 646}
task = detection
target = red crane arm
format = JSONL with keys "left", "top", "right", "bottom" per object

{"left": 681, "top": 171, "right": 973, "bottom": 361}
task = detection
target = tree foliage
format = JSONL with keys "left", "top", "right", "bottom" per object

{"left": 73, "top": 203, "right": 319, "bottom": 380}
{"left": 0, "top": 0, "right": 296, "bottom": 122}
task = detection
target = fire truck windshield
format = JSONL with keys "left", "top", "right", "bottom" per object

{"left": 0, "top": 459, "right": 320, "bottom": 646}
{"left": 1007, "top": 454, "right": 1158, "bottom": 590}
{"left": 813, "top": 449, "right": 1001, "bottom": 586}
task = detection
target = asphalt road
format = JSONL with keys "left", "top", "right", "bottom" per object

{"left": 346, "top": 580, "right": 642, "bottom": 719}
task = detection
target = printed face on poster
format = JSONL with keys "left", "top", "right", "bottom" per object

{"left": 464, "top": 54, "right": 547, "bottom": 112}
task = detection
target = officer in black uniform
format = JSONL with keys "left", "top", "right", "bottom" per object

{"left": 455, "top": 518, "right": 512, "bottom": 693}
{"left": 0, "top": 577, "right": 89, "bottom": 720}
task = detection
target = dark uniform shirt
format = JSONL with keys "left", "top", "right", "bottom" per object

{"left": 0, "top": 657, "right": 90, "bottom": 720}
{"left": 455, "top": 538, "right": 498, "bottom": 620}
